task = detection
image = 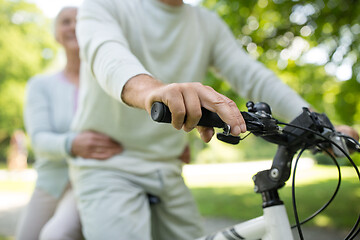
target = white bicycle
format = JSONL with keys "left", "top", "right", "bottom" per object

{"left": 151, "top": 101, "right": 360, "bottom": 240}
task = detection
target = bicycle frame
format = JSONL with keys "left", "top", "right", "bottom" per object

{"left": 196, "top": 144, "right": 297, "bottom": 240}
{"left": 197, "top": 203, "right": 293, "bottom": 240}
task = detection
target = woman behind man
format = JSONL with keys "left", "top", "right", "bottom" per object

{"left": 16, "top": 7, "right": 123, "bottom": 240}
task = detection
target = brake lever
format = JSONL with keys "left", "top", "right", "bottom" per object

{"left": 216, "top": 112, "right": 279, "bottom": 144}
{"left": 330, "top": 133, "right": 350, "bottom": 157}
{"left": 347, "top": 138, "right": 360, "bottom": 153}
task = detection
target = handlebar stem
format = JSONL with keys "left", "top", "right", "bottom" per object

{"left": 253, "top": 108, "right": 324, "bottom": 193}
{"left": 253, "top": 146, "right": 296, "bottom": 193}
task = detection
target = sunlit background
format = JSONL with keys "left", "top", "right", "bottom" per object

{"left": 26, "top": 0, "right": 203, "bottom": 70}
{"left": 29, "top": 0, "right": 202, "bottom": 17}
{"left": 28, "top": 0, "right": 359, "bottom": 82}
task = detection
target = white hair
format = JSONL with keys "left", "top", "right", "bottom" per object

{"left": 53, "top": 6, "right": 78, "bottom": 38}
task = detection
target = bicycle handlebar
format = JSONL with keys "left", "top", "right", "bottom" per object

{"left": 151, "top": 102, "right": 226, "bottom": 128}
{"left": 151, "top": 101, "right": 359, "bottom": 154}
{"left": 151, "top": 101, "right": 280, "bottom": 144}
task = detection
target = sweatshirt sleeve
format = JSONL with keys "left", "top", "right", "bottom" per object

{"left": 24, "top": 78, "right": 76, "bottom": 160}
{"left": 76, "top": 0, "right": 152, "bottom": 102}
{"left": 209, "top": 13, "right": 309, "bottom": 121}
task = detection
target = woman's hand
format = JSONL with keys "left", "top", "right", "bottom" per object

{"left": 71, "top": 131, "right": 123, "bottom": 160}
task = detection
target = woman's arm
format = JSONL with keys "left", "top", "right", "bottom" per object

{"left": 24, "top": 78, "right": 75, "bottom": 160}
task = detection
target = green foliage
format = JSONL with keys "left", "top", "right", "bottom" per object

{"left": 0, "top": 0, "right": 57, "bottom": 161}
{"left": 203, "top": 71, "right": 246, "bottom": 109}
{"left": 315, "top": 153, "right": 360, "bottom": 166}
{"left": 201, "top": 0, "right": 360, "bottom": 123}
{"left": 199, "top": 0, "right": 360, "bottom": 162}
{"left": 202, "top": 72, "right": 278, "bottom": 162}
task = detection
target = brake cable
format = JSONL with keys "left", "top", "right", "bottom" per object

{"left": 291, "top": 145, "right": 342, "bottom": 237}
{"left": 278, "top": 121, "right": 360, "bottom": 240}
{"left": 291, "top": 146, "right": 307, "bottom": 240}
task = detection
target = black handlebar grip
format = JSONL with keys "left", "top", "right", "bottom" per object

{"left": 151, "top": 102, "right": 172, "bottom": 123}
{"left": 151, "top": 102, "right": 226, "bottom": 128}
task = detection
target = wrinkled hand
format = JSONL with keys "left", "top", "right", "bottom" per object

{"left": 335, "top": 125, "right": 359, "bottom": 141}
{"left": 71, "top": 131, "right": 123, "bottom": 160}
{"left": 145, "top": 82, "right": 247, "bottom": 142}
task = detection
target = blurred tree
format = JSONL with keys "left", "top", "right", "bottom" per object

{"left": 197, "top": 0, "right": 360, "bottom": 163}
{"left": 0, "top": 0, "right": 57, "bottom": 161}
{"left": 202, "top": 0, "right": 360, "bottom": 125}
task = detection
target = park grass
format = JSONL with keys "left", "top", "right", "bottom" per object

{"left": 0, "top": 179, "right": 34, "bottom": 193}
{"left": 0, "top": 237, "right": 13, "bottom": 240}
{"left": 0, "top": 164, "right": 358, "bottom": 234}
{"left": 187, "top": 165, "right": 359, "bottom": 230}
{"left": 0, "top": 163, "right": 7, "bottom": 170}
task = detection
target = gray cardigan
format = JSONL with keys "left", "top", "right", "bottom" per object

{"left": 24, "top": 72, "right": 77, "bottom": 198}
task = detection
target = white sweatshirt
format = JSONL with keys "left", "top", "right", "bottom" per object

{"left": 72, "top": 0, "right": 308, "bottom": 173}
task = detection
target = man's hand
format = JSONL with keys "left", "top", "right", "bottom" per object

{"left": 121, "top": 75, "right": 247, "bottom": 142}
{"left": 335, "top": 125, "right": 359, "bottom": 141}
{"left": 71, "top": 131, "right": 123, "bottom": 160}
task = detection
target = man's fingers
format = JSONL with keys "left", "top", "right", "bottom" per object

{"left": 198, "top": 86, "right": 246, "bottom": 135}
{"left": 145, "top": 82, "right": 246, "bottom": 142}
{"left": 147, "top": 84, "right": 186, "bottom": 130}
{"left": 182, "top": 87, "right": 202, "bottom": 132}
{"left": 197, "top": 126, "right": 214, "bottom": 143}
{"left": 167, "top": 95, "right": 186, "bottom": 130}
